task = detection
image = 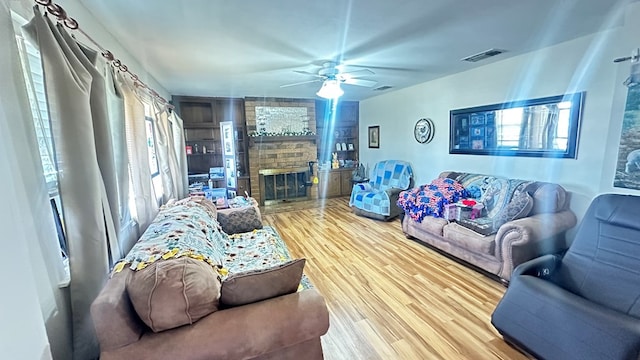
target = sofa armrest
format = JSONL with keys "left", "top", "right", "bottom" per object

{"left": 494, "top": 210, "right": 577, "bottom": 281}
{"left": 100, "top": 289, "right": 330, "bottom": 360}
{"left": 91, "top": 269, "right": 145, "bottom": 352}
{"left": 385, "top": 188, "right": 403, "bottom": 197}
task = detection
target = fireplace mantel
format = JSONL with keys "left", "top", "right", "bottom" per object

{"left": 249, "top": 135, "right": 316, "bottom": 146}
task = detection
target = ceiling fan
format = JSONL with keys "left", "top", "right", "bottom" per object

{"left": 280, "top": 61, "right": 377, "bottom": 99}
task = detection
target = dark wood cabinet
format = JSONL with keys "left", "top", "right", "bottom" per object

{"left": 173, "top": 96, "right": 250, "bottom": 195}
{"left": 318, "top": 168, "right": 354, "bottom": 198}
{"left": 236, "top": 177, "right": 250, "bottom": 196}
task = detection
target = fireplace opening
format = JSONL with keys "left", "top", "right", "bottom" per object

{"left": 259, "top": 167, "right": 311, "bottom": 205}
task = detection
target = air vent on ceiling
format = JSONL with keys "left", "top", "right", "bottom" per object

{"left": 461, "top": 48, "right": 505, "bottom": 63}
{"left": 373, "top": 85, "right": 393, "bottom": 91}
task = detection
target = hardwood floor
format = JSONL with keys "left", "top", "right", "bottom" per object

{"left": 261, "top": 197, "right": 527, "bottom": 360}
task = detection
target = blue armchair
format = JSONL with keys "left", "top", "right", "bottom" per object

{"left": 492, "top": 194, "right": 640, "bottom": 359}
{"left": 349, "top": 160, "right": 413, "bottom": 221}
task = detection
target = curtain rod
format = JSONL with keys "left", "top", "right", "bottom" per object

{"left": 33, "top": 0, "right": 174, "bottom": 110}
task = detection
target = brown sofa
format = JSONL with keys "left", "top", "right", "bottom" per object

{"left": 92, "top": 269, "right": 329, "bottom": 360}
{"left": 91, "top": 197, "right": 330, "bottom": 360}
{"left": 401, "top": 171, "right": 577, "bottom": 284}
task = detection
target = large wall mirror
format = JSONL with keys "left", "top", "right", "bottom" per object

{"left": 449, "top": 92, "right": 584, "bottom": 158}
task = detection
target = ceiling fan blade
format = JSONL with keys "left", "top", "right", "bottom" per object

{"left": 342, "top": 78, "right": 378, "bottom": 87}
{"left": 340, "top": 68, "right": 375, "bottom": 77}
{"left": 280, "top": 79, "right": 322, "bottom": 88}
{"left": 293, "top": 70, "right": 324, "bottom": 78}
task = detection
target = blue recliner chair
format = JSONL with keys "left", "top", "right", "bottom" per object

{"left": 491, "top": 194, "right": 640, "bottom": 360}
{"left": 349, "top": 160, "right": 413, "bottom": 221}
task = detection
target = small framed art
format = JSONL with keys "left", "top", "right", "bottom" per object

{"left": 368, "top": 125, "right": 380, "bottom": 148}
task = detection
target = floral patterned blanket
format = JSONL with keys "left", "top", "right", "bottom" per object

{"left": 397, "top": 178, "right": 469, "bottom": 222}
{"left": 112, "top": 197, "right": 227, "bottom": 275}
{"left": 112, "top": 197, "right": 312, "bottom": 289}
{"left": 223, "top": 226, "right": 312, "bottom": 290}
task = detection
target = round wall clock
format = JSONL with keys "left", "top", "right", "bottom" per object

{"left": 414, "top": 118, "right": 435, "bottom": 144}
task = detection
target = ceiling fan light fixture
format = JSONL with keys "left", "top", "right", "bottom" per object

{"left": 316, "top": 79, "right": 344, "bottom": 99}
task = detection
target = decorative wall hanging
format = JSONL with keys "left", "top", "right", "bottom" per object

{"left": 614, "top": 59, "right": 640, "bottom": 190}
{"left": 414, "top": 118, "right": 435, "bottom": 144}
{"left": 449, "top": 92, "right": 584, "bottom": 158}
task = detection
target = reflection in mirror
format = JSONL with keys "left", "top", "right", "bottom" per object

{"left": 449, "top": 92, "right": 584, "bottom": 158}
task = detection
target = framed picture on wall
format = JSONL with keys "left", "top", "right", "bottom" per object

{"left": 368, "top": 125, "right": 380, "bottom": 148}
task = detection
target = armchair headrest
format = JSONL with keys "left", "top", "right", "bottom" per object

{"left": 370, "top": 160, "right": 413, "bottom": 190}
{"left": 593, "top": 194, "right": 640, "bottom": 231}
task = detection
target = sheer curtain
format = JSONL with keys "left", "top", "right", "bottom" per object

{"left": 117, "top": 72, "right": 159, "bottom": 233}
{"left": 153, "top": 101, "right": 189, "bottom": 201}
{"left": 1, "top": 2, "right": 64, "bottom": 358}
{"left": 23, "top": 8, "right": 120, "bottom": 359}
{"left": 105, "top": 66, "right": 136, "bottom": 253}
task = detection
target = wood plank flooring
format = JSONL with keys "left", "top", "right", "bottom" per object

{"left": 261, "top": 197, "right": 527, "bottom": 360}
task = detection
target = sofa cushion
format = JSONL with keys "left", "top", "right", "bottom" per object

{"left": 220, "top": 258, "right": 305, "bottom": 307}
{"left": 217, "top": 206, "right": 263, "bottom": 235}
{"left": 492, "top": 191, "right": 534, "bottom": 228}
{"left": 407, "top": 216, "right": 449, "bottom": 236}
{"left": 443, "top": 223, "right": 496, "bottom": 255}
{"left": 126, "top": 257, "right": 221, "bottom": 332}
{"left": 527, "top": 182, "right": 568, "bottom": 214}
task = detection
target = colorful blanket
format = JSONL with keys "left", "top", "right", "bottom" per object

{"left": 112, "top": 197, "right": 312, "bottom": 290}
{"left": 112, "top": 197, "right": 227, "bottom": 275}
{"left": 398, "top": 178, "right": 469, "bottom": 222}
{"left": 350, "top": 160, "right": 413, "bottom": 216}
{"left": 223, "top": 226, "right": 312, "bottom": 290}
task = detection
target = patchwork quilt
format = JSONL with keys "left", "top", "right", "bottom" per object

{"left": 349, "top": 160, "right": 413, "bottom": 216}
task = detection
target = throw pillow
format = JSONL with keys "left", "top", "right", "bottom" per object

{"left": 217, "top": 206, "right": 263, "bottom": 235}
{"left": 126, "top": 257, "right": 221, "bottom": 332}
{"left": 220, "top": 258, "right": 305, "bottom": 307}
{"left": 491, "top": 191, "right": 535, "bottom": 229}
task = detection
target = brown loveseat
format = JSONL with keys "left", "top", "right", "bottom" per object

{"left": 401, "top": 171, "right": 577, "bottom": 284}
{"left": 91, "top": 197, "right": 330, "bottom": 360}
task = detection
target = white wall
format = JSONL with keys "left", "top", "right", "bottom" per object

{"left": 359, "top": 2, "right": 640, "bottom": 228}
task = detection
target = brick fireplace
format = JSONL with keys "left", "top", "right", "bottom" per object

{"left": 244, "top": 97, "right": 318, "bottom": 204}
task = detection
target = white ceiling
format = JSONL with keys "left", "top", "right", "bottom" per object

{"left": 78, "top": 0, "right": 635, "bottom": 101}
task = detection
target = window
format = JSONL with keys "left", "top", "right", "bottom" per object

{"left": 15, "top": 28, "right": 59, "bottom": 196}
{"left": 145, "top": 116, "right": 159, "bottom": 177}
{"left": 143, "top": 104, "right": 163, "bottom": 202}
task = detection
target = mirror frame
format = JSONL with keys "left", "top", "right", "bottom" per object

{"left": 449, "top": 92, "right": 584, "bottom": 158}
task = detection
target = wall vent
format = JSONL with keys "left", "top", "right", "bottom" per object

{"left": 461, "top": 48, "right": 505, "bottom": 62}
{"left": 373, "top": 85, "right": 393, "bottom": 91}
